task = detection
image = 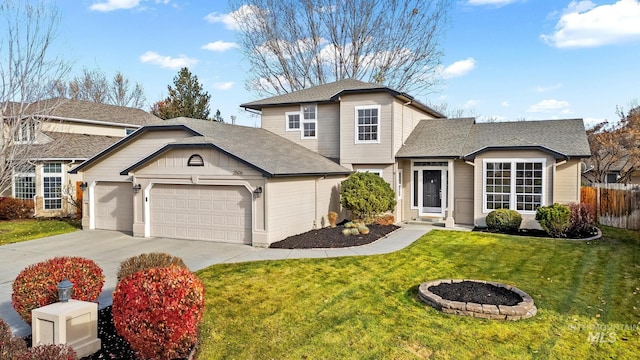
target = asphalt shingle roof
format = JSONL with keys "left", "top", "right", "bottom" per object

{"left": 122, "top": 118, "right": 353, "bottom": 177}
{"left": 33, "top": 132, "right": 121, "bottom": 159}
{"left": 398, "top": 118, "right": 592, "bottom": 159}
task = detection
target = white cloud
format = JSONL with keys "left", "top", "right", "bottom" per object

{"left": 535, "top": 83, "right": 563, "bottom": 93}
{"left": 501, "top": 101, "right": 510, "bottom": 107}
{"left": 139, "top": 51, "right": 198, "bottom": 69}
{"left": 212, "top": 82, "right": 234, "bottom": 90}
{"left": 439, "top": 57, "right": 476, "bottom": 79}
{"left": 90, "top": 0, "right": 140, "bottom": 11}
{"left": 541, "top": 0, "right": 640, "bottom": 48}
{"left": 205, "top": 5, "right": 263, "bottom": 31}
{"left": 467, "top": 0, "right": 518, "bottom": 6}
{"left": 526, "top": 99, "right": 571, "bottom": 113}
{"left": 464, "top": 100, "right": 479, "bottom": 108}
{"left": 201, "top": 41, "right": 239, "bottom": 52}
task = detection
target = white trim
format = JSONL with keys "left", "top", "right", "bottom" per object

{"left": 411, "top": 161, "right": 448, "bottom": 217}
{"left": 41, "top": 162, "right": 64, "bottom": 210}
{"left": 301, "top": 104, "right": 317, "bottom": 139}
{"left": 397, "top": 169, "right": 403, "bottom": 200}
{"left": 12, "top": 165, "right": 36, "bottom": 199}
{"left": 285, "top": 111, "right": 301, "bottom": 131}
{"left": 482, "top": 158, "right": 547, "bottom": 214}
{"left": 356, "top": 168, "right": 383, "bottom": 177}
{"left": 88, "top": 181, "right": 96, "bottom": 230}
{"left": 354, "top": 105, "right": 381, "bottom": 144}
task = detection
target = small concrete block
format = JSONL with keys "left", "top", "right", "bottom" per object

{"left": 481, "top": 304, "right": 500, "bottom": 315}
{"left": 498, "top": 305, "right": 517, "bottom": 316}
{"left": 465, "top": 302, "right": 483, "bottom": 313}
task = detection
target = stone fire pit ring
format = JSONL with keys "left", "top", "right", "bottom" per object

{"left": 418, "top": 279, "right": 537, "bottom": 320}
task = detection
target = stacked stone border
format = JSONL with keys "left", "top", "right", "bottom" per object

{"left": 418, "top": 279, "right": 537, "bottom": 320}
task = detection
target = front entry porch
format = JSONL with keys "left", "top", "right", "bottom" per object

{"left": 410, "top": 161, "right": 456, "bottom": 227}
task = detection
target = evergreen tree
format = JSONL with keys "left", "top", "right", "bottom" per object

{"left": 151, "top": 67, "right": 211, "bottom": 120}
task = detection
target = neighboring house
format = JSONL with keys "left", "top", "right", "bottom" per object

{"left": 70, "top": 79, "right": 591, "bottom": 247}
{"left": 3, "top": 98, "right": 162, "bottom": 217}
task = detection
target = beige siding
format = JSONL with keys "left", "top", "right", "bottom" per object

{"left": 266, "top": 176, "right": 345, "bottom": 244}
{"left": 260, "top": 103, "right": 340, "bottom": 159}
{"left": 339, "top": 93, "right": 394, "bottom": 166}
{"left": 554, "top": 159, "right": 581, "bottom": 204}
{"left": 453, "top": 160, "right": 474, "bottom": 225}
{"left": 473, "top": 150, "right": 556, "bottom": 228}
{"left": 392, "top": 99, "right": 436, "bottom": 155}
{"left": 43, "top": 121, "right": 131, "bottom": 137}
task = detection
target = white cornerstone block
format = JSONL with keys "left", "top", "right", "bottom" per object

{"left": 31, "top": 299, "right": 101, "bottom": 358}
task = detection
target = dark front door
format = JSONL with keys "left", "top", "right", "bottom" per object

{"left": 423, "top": 170, "right": 441, "bottom": 209}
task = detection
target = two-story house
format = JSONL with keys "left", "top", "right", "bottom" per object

{"left": 70, "top": 79, "right": 591, "bottom": 247}
{"left": 2, "top": 98, "right": 162, "bottom": 217}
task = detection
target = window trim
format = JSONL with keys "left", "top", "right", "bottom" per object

{"left": 12, "top": 165, "right": 36, "bottom": 200}
{"left": 285, "top": 111, "right": 301, "bottom": 131}
{"left": 300, "top": 104, "right": 317, "bottom": 139}
{"left": 397, "top": 169, "right": 403, "bottom": 200}
{"left": 482, "top": 158, "right": 546, "bottom": 214}
{"left": 42, "top": 162, "right": 64, "bottom": 210}
{"left": 354, "top": 105, "right": 381, "bottom": 144}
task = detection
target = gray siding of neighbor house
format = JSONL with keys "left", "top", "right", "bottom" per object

{"left": 472, "top": 150, "right": 556, "bottom": 228}
{"left": 339, "top": 92, "right": 394, "bottom": 166}
{"left": 553, "top": 159, "right": 582, "bottom": 204}
{"left": 260, "top": 103, "right": 340, "bottom": 160}
{"left": 266, "top": 176, "right": 344, "bottom": 244}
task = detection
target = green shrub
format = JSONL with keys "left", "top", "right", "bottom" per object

{"left": 340, "top": 172, "right": 396, "bottom": 224}
{"left": 1, "top": 318, "right": 27, "bottom": 359}
{"left": 344, "top": 221, "right": 356, "bottom": 229}
{"left": 0, "top": 198, "right": 34, "bottom": 220}
{"left": 342, "top": 229, "right": 352, "bottom": 236}
{"left": 358, "top": 225, "right": 370, "bottom": 235}
{"left": 536, "top": 203, "right": 571, "bottom": 237}
{"left": 12, "top": 257, "right": 104, "bottom": 324}
{"left": 112, "top": 266, "right": 205, "bottom": 360}
{"left": 116, "top": 252, "right": 187, "bottom": 282}
{"left": 349, "top": 228, "right": 360, "bottom": 236}
{"left": 485, "top": 209, "right": 522, "bottom": 233}
{"left": 16, "top": 344, "right": 77, "bottom": 360}
{"left": 567, "top": 203, "right": 596, "bottom": 236}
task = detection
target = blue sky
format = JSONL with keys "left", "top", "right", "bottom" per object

{"left": 52, "top": 0, "right": 640, "bottom": 127}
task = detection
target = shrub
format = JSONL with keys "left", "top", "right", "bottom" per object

{"left": 116, "top": 252, "right": 187, "bottom": 282}
{"left": 327, "top": 211, "right": 338, "bottom": 228}
{"left": 485, "top": 209, "right": 522, "bottom": 233}
{"left": 0, "top": 198, "right": 34, "bottom": 220}
{"left": 567, "top": 203, "right": 596, "bottom": 236}
{"left": 358, "top": 225, "right": 370, "bottom": 235}
{"left": 349, "top": 228, "right": 360, "bottom": 236}
{"left": 535, "top": 203, "right": 571, "bottom": 237}
{"left": 12, "top": 257, "right": 104, "bottom": 324}
{"left": 375, "top": 214, "right": 395, "bottom": 226}
{"left": 16, "top": 344, "right": 77, "bottom": 360}
{"left": 112, "top": 266, "right": 205, "bottom": 360}
{"left": 340, "top": 172, "right": 396, "bottom": 224}
{"left": 342, "top": 229, "right": 352, "bottom": 236}
{"left": 1, "top": 318, "right": 27, "bottom": 359}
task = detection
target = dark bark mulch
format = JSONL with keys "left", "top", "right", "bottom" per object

{"left": 428, "top": 281, "right": 523, "bottom": 306}
{"left": 473, "top": 226, "right": 599, "bottom": 239}
{"left": 269, "top": 224, "right": 400, "bottom": 249}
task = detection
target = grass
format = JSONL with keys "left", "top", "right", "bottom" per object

{"left": 196, "top": 226, "right": 640, "bottom": 359}
{"left": 0, "top": 219, "right": 80, "bottom": 246}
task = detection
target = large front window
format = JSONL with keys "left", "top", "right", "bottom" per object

{"left": 13, "top": 164, "right": 36, "bottom": 199}
{"left": 43, "top": 163, "right": 63, "bottom": 210}
{"left": 355, "top": 105, "right": 380, "bottom": 143}
{"left": 484, "top": 160, "right": 545, "bottom": 213}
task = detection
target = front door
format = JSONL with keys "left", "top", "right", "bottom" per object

{"left": 423, "top": 170, "right": 441, "bottom": 213}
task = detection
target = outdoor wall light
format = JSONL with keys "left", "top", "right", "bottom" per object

{"left": 253, "top": 186, "right": 263, "bottom": 198}
{"left": 79, "top": 182, "right": 88, "bottom": 191}
{"left": 133, "top": 183, "right": 142, "bottom": 193}
{"left": 57, "top": 279, "right": 73, "bottom": 302}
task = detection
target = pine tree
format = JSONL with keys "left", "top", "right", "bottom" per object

{"left": 151, "top": 67, "right": 211, "bottom": 120}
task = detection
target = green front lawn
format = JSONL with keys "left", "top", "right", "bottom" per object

{"left": 0, "top": 219, "right": 79, "bottom": 246}
{"left": 196, "top": 227, "right": 640, "bottom": 359}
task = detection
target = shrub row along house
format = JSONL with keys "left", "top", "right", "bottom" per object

{"left": 6, "top": 79, "right": 591, "bottom": 246}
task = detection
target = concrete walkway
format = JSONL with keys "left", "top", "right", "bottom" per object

{"left": 0, "top": 223, "right": 470, "bottom": 336}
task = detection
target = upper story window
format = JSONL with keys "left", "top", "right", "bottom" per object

{"left": 355, "top": 105, "right": 380, "bottom": 144}
{"left": 15, "top": 119, "right": 37, "bottom": 143}
{"left": 301, "top": 104, "right": 316, "bottom": 139}
{"left": 285, "top": 112, "right": 300, "bottom": 131}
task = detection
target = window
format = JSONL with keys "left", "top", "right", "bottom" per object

{"left": 285, "top": 112, "right": 300, "bottom": 131}
{"left": 13, "top": 164, "right": 36, "bottom": 199}
{"left": 355, "top": 105, "right": 380, "bottom": 143}
{"left": 42, "top": 163, "right": 63, "bottom": 210}
{"left": 301, "top": 104, "right": 316, "bottom": 139}
{"left": 484, "top": 159, "right": 545, "bottom": 213}
{"left": 605, "top": 172, "right": 619, "bottom": 184}
{"left": 187, "top": 154, "right": 204, "bottom": 167}
{"left": 15, "top": 119, "right": 37, "bottom": 143}
{"left": 357, "top": 169, "right": 382, "bottom": 177}
{"left": 397, "top": 169, "right": 403, "bottom": 199}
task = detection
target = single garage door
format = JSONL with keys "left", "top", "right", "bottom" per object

{"left": 150, "top": 184, "right": 251, "bottom": 244}
{"left": 94, "top": 182, "right": 133, "bottom": 232}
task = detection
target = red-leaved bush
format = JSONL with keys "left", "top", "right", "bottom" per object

{"left": 0, "top": 197, "right": 34, "bottom": 220}
{"left": 1, "top": 317, "right": 27, "bottom": 359}
{"left": 17, "top": 344, "right": 77, "bottom": 360}
{"left": 112, "top": 265, "right": 205, "bottom": 360}
{"left": 12, "top": 257, "right": 105, "bottom": 323}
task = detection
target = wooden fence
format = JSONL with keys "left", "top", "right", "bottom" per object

{"left": 581, "top": 184, "right": 640, "bottom": 230}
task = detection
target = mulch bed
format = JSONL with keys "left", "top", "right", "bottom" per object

{"left": 428, "top": 281, "right": 523, "bottom": 306}
{"left": 269, "top": 224, "right": 400, "bottom": 248}
{"left": 473, "top": 226, "right": 600, "bottom": 239}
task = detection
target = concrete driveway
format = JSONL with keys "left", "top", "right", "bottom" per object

{"left": 0, "top": 224, "right": 463, "bottom": 336}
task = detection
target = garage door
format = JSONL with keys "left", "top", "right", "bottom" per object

{"left": 94, "top": 182, "right": 133, "bottom": 232}
{"left": 150, "top": 184, "right": 251, "bottom": 244}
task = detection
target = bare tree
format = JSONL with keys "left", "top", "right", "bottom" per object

{"left": 0, "top": 0, "right": 71, "bottom": 196}
{"left": 110, "top": 71, "right": 146, "bottom": 108}
{"left": 230, "top": 0, "right": 450, "bottom": 96}
{"left": 427, "top": 101, "right": 476, "bottom": 119}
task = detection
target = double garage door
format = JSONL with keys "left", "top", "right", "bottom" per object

{"left": 150, "top": 184, "right": 251, "bottom": 244}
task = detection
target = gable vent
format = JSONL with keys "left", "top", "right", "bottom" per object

{"left": 187, "top": 154, "right": 204, "bottom": 167}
